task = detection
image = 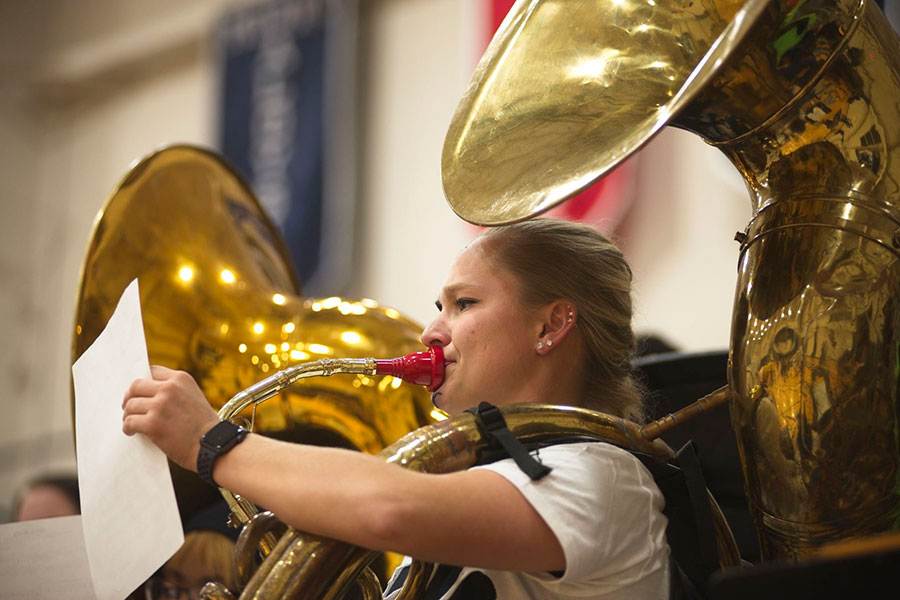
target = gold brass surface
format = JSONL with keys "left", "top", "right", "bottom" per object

{"left": 444, "top": 0, "right": 900, "bottom": 560}
{"left": 199, "top": 581, "right": 236, "bottom": 600}
{"left": 442, "top": 0, "right": 766, "bottom": 225}
{"left": 348, "top": 568, "right": 384, "bottom": 600}
{"left": 393, "top": 560, "right": 434, "bottom": 600}
{"left": 71, "top": 145, "right": 435, "bottom": 565}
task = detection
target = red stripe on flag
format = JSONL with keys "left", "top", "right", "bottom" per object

{"left": 489, "top": 0, "right": 517, "bottom": 44}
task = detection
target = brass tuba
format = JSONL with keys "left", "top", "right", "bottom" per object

{"left": 442, "top": 0, "right": 900, "bottom": 560}
{"left": 71, "top": 144, "right": 437, "bottom": 558}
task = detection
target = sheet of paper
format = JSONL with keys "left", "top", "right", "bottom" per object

{"left": 72, "top": 279, "right": 184, "bottom": 600}
{"left": 0, "top": 516, "right": 96, "bottom": 600}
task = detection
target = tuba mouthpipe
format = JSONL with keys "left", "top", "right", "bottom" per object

{"left": 215, "top": 347, "right": 445, "bottom": 539}
{"left": 218, "top": 347, "right": 445, "bottom": 422}
{"left": 218, "top": 358, "right": 375, "bottom": 421}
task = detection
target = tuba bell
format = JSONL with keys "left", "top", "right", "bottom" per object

{"left": 443, "top": 0, "right": 900, "bottom": 560}
{"left": 71, "top": 144, "right": 437, "bottom": 567}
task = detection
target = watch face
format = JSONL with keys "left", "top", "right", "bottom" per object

{"left": 203, "top": 421, "right": 241, "bottom": 450}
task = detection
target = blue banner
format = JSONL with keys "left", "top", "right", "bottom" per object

{"left": 218, "top": 0, "right": 358, "bottom": 294}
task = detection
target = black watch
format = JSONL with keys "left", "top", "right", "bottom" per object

{"left": 197, "top": 421, "right": 249, "bottom": 487}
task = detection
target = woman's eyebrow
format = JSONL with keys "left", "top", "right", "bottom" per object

{"left": 440, "top": 282, "right": 477, "bottom": 297}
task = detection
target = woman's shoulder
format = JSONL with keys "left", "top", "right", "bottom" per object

{"left": 476, "top": 440, "right": 661, "bottom": 496}
{"left": 480, "top": 441, "right": 669, "bottom": 591}
{"left": 534, "top": 441, "right": 653, "bottom": 472}
{"left": 536, "top": 440, "right": 639, "bottom": 458}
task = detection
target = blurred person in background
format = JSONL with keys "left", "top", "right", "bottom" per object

{"left": 13, "top": 473, "right": 80, "bottom": 522}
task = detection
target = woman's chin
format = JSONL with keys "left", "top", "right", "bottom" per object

{"left": 431, "top": 390, "right": 463, "bottom": 416}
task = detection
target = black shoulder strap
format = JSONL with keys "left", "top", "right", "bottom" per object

{"left": 465, "top": 402, "right": 552, "bottom": 481}
{"left": 675, "top": 441, "right": 719, "bottom": 581}
{"left": 461, "top": 404, "right": 720, "bottom": 598}
{"left": 633, "top": 442, "right": 719, "bottom": 598}
{"left": 669, "top": 556, "right": 705, "bottom": 600}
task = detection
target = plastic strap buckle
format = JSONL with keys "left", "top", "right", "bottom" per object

{"left": 466, "top": 402, "right": 552, "bottom": 481}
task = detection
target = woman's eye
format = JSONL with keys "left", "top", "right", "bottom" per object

{"left": 456, "top": 298, "right": 477, "bottom": 311}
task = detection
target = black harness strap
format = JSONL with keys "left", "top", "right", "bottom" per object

{"left": 423, "top": 566, "right": 463, "bottom": 599}
{"left": 465, "top": 402, "right": 552, "bottom": 481}
{"left": 384, "top": 564, "right": 409, "bottom": 596}
{"left": 632, "top": 443, "right": 719, "bottom": 598}
{"left": 675, "top": 441, "right": 719, "bottom": 582}
{"left": 447, "top": 571, "right": 496, "bottom": 599}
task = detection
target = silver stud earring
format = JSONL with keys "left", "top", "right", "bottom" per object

{"left": 536, "top": 341, "right": 544, "bottom": 350}
{"left": 546, "top": 339, "right": 553, "bottom": 347}
{"left": 567, "top": 309, "right": 574, "bottom": 323}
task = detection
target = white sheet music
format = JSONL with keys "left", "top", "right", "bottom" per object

{"left": 71, "top": 278, "right": 184, "bottom": 600}
{"left": 0, "top": 516, "right": 95, "bottom": 600}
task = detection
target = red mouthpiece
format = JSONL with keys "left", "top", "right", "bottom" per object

{"left": 375, "top": 346, "right": 445, "bottom": 392}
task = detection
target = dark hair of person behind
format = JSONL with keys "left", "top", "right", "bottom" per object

{"left": 480, "top": 218, "right": 645, "bottom": 422}
{"left": 14, "top": 474, "right": 81, "bottom": 515}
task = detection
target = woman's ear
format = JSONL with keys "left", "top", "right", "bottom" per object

{"left": 536, "top": 300, "right": 576, "bottom": 354}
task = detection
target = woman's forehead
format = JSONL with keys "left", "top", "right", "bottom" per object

{"left": 446, "top": 242, "right": 491, "bottom": 279}
{"left": 443, "top": 243, "right": 516, "bottom": 293}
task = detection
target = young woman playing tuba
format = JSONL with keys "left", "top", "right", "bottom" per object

{"left": 122, "top": 218, "right": 670, "bottom": 599}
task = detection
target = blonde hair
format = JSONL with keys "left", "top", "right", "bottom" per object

{"left": 164, "top": 530, "right": 238, "bottom": 592}
{"left": 480, "top": 218, "right": 645, "bottom": 422}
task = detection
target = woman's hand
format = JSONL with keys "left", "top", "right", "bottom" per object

{"left": 122, "top": 366, "right": 220, "bottom": 471}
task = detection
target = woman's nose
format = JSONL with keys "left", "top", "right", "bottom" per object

{"left": 421, "top": 316, "right": 450, "bottom": 348}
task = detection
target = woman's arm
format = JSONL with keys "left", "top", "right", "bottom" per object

{"left": 122, "top": 366, "right": 565, "bottom": 572}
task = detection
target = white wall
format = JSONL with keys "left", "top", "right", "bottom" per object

{"left": 357, "top": 0, "right": 475, "bottom": 327}
{"left": 0, "top": 0, "right": 229, "bottom": 512}
{"left": 624, "top": 128, "right": 750, "bottom": 352}
{"left": 0, "top": 0, "right": 751, "bottom": 514}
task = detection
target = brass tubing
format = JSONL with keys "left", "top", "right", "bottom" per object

{"left": 351, "top": 568, "right": 383, "bottom": 600}
{"left": 320, "top": 557, "right": 383, "bottom": 600}
{"left": 200, "top": 582, "right": 236, "bottom": 600}
{"left": 238, "top": 527, "right": 303, "bottom": 600}
{"left": 234, "top": 511, "right": 287, "bottom": 586}
{"left": 216, "top": 358, "right": 379, "bottom": 533}
{"left": 708, "top": 490, "right": 743, "bottom": 567}
{"left": 394, "top": 560, "right": 435, "bottom": 600}
{"left": 218, "top": 358, "right": 378, "bottom": 422}
{"left": 639, "top": 386, "right": 732, "bottom": 441}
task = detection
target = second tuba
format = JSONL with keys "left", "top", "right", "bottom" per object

{"left": 442, "top": 0, "right": 900, "bottom": 560}
{"left": 71, "top": 144, "right": 437, "bottom": 563}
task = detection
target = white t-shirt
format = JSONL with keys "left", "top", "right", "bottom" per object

{"left": 383, "top": 442, "right": 670, "bottom": 599}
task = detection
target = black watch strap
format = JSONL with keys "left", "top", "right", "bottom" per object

{"left": 197, "top": 421, "right": 248, "bottom": 487}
